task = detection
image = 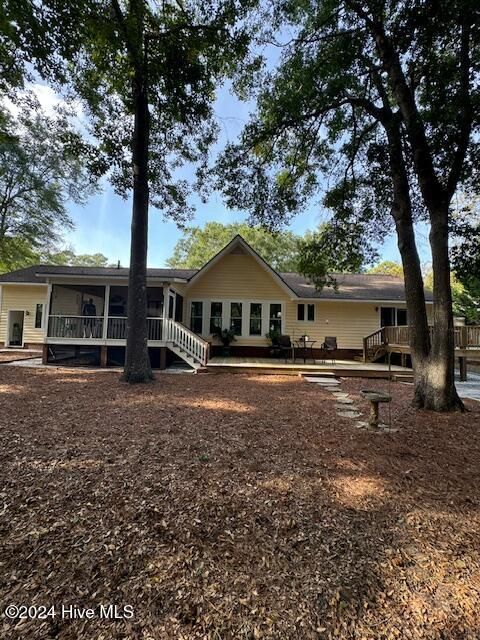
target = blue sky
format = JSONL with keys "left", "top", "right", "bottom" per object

{"left": 60, "top": 82, "right": 432, "bottom": 268}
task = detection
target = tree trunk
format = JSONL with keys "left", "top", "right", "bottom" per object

{"left": 385, "top": 119, "right": 431, "bottom": 406}
{"left": 122, "top": 67, "right": 153, "bottom": 383}
{"left": 419, "top": 209, "right": 464, "bottom": 411}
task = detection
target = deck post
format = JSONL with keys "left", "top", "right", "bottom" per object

{"left": 459, "top": 356, "right": 467, "bottom": 382}
{"left": 43, "top": 283, "right": 52, "bottom": 341}
{"left": 102, "top": 284, "right": 110, "bottom": 341}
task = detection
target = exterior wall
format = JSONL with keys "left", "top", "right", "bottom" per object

{"left": 186, "top": 252, "right": 290, "bottom": 346}
{"left": 0, "top": 284, "right": 48, "bottom": 346}
{"left": 285, "top": 300, "right": 395, "bottom": 349}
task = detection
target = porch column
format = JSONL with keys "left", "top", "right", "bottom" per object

{"left": 102, "top": 284, "right": 110, "bottom": 341}
{"left": 43, "top": 283, "right": 53, "bottom": 341}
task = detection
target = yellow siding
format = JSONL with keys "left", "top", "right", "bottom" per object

{"left": 285, "top": 300, "right": 386, "bottom": 349}
{"left": 186, "top": 252, "right": 290, "bottom": 345}
{"left": 187, "top": 253, "right": 287, "bottom": 299}
{"left": 0, "top": 284, "right": 48, "bottom": 345}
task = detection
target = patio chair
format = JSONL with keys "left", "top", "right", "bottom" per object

{"left": 277, "top": 335, "right": 294, "bottom": 363}
{"left": 321, "top": 336, "right": 337, "bottom": 364}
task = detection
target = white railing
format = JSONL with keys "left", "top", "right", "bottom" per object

{"left": 107, "top": 317, "right": 163, "bottom": 341}
{"left": 164, "top": 318, "right": 209, "bottom": 366}
{"left": 46, "top": 315, "right": 207, "bottom": 365}
{"left": 48, "top": 315, "right": 104, "bottom": 339}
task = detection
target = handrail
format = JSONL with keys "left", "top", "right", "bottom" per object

{"left": 362, "top": 327, "right": 386, "bottom": 362}
{"left": 164, "top": 318, "right": 209, "bottom": 366}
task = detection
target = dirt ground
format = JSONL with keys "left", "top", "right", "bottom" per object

{"left": 0, "top": 351, "right": 40, "bottom": 363}
{"left": 0, "top": 366, "right": 479, "bottom": 640}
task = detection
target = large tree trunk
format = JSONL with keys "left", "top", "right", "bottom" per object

{"left": 418, "top": 209, "right": 463, "bottom": 410}
{"left": 371, "top": 22, "right": 464, "bottom": 411}
{"left": 122, "top": 68, "right": 153, "bottom": 383}
{"left": 385, "top": 119, "right": 431, "bottom": 406}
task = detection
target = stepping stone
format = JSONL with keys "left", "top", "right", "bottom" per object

{"left": 337, "top": 410, "right": 362, "bottom": 419}
{"left": 354, "top": 421, "right": 398, "bottom": 432}
{"left": 336, "top": 397, "right": 354, "bottom": 404}
{"left": 304, "top": 377, "right": 340, "bottom": 385}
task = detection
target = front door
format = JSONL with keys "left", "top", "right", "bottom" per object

{"left": 7, "top": 310, "right": 25, "bottom": 347}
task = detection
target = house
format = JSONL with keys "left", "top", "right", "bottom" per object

{"left": 0, "top": 235, "right": 433, "bottom": 369}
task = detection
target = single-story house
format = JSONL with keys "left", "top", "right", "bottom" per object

{"left": 0, "top": 235, "right": 433, "bottom": 369}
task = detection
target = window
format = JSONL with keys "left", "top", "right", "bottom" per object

{"left": 249, "top": 303, "right": 262, "bottom": 335}
{"left": 297, "top": 303, "right": 315, "bottom": 321}
{"left": 380, "top": 307, "right": 396, "bottom": 327}
{"left": 230, "top": 302, "right": 242, "bottom": 335}
{"left": 380, "top": 307, "right": 407, "bottom": 327}
{"left": 210, "top": 302, "right": 223, "bottom": 333}
{"left": 190, "top": 301, "right": 203, "bottom": 334}
{"left": 397, "top": 308, "right": 408, "bottom": 326}
{"left": 269, "top": 303, "right": 282, "bottom": 333}
{"left": 35, "top": 304, "right": 43, "bottom": 329}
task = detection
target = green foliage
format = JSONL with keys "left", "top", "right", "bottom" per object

{"left": 368, "top": 261, "right": 404, "bottom": 278}
{"left": 265, "top": 329, "right": 281, "bottom": 344}
{"left": 297, "top": 222, "right": 377, "bottom": 291}
{"left": 0, "top": 94, "right": 95, "bottom": 272}
{"left": 217, "top": 0, "right": 479, "bottom": 283}
{"left": 166, "top": 222, "right": 300, "bottom": 271}
{"left": 213, "top": 327, "right": 236, "bottom": 346}
{"left": 42, "top": 250, "right": 111, "bottom": 267}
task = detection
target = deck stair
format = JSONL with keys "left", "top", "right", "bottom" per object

{"left": 363, "top": 328, "right": 388, "bottom": 363}
{"left": 164, "top": 319, "right": 209, "bottom": 372}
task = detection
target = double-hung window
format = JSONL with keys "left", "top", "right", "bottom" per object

{"left": 269, "top": 303, "right": 282, "bottom": 333}
{"left": 249, "top": 303, "right": 262, "bottom": 336}
{"left": 190, "top": 301, "right": 203, "bottom": 334}
{"left": 297, "top": 303, "right": 315, "bottom": 321}
{"left": 210, "top": 302, "right": 223, "bottom": 333}
{"left": 230, "top": 302, "right": 242, "bottom": 335}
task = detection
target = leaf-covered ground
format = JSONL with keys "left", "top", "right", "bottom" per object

{"left": 0, "top": 366, "right": 479, "bottom": 639}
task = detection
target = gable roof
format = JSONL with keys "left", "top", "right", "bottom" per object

{"left": 0, "top": 236, "right": 433, "bottom": 303}
{"left": 185, "top": 235, "right": 298, "bottom": 298}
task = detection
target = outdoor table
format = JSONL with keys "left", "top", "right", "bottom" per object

{"left": 294, "top": 339, "right": 317, "bottom": 363}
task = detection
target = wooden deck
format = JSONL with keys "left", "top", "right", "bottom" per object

{"left": 207, "top": 357, "right": 412, "bottom": 379}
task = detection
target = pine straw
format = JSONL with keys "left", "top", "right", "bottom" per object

{"left": 0, "top": 367, "right": 479, "bottom": 640}
{"left": 0, "top": 351, "right": 40, "bottom": 363}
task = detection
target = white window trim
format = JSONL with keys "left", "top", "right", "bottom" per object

{"left": 187, "top": 298, "right": 284, "bottom": 339}
{"left": 297, "top": 302, "right": 315, "bottom": 322}
{"left": 379, "top": 305, "right": 408, "bottom": 327}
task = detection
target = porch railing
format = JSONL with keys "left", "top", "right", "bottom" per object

{"left": 48, "top": 315, "right": 104, "bottom": 339}
{"left": 106, "top": 317, "right": 163, "bottom": 341}
{"left": 363, "top": 324, "right": 480, "bottom": 361}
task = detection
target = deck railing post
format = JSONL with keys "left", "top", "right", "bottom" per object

{"left": 103, "top": 284, "right": 110, "bottom": 341}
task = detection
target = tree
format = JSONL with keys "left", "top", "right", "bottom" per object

{"left": 0, "top": 95, "right": 94, "bottom": 272}
{"left": 218, "top": 0, "right": 479, "bottom": 410}
{"left": 167, "top": 222, "right": 300, "bottom": 271}
{"left": 2, "top": 0, "right": 253, "bottom": 382}
{"left": 368, "top": 261, "right": 404, "bottom": 278}
{"left": 297, "top": 221, "right": 378, "bottom": 290}
{"left": 43, "top": 250, "right": 111, "bottom": 267}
